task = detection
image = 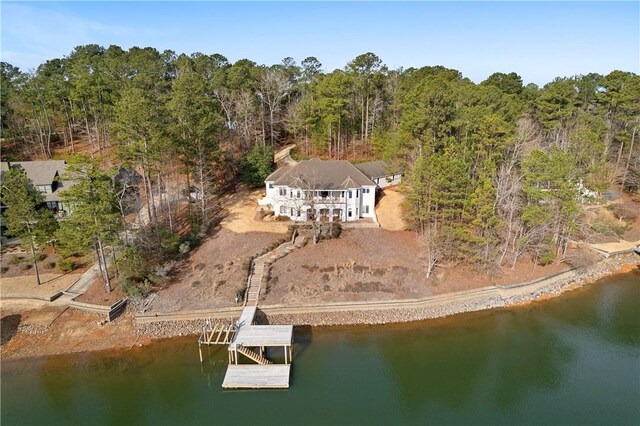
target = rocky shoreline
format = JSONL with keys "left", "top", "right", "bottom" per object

{"left": 138, "top": 253, "right": 638, "bottom": 338}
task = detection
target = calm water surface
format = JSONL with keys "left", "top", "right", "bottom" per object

{"left": 2, "top": 270, "right": 639, "bottom": 425}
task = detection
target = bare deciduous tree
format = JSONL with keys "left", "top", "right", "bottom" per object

{"left": 257, "top": 70, "right": 291, "bottom": 146}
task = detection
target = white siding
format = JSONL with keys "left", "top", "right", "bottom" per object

{"left": 360, "top": 185, "right": 376, "bottom": 220}
{"left": 377, "top": 174, "right": 402, "bottom": 189}
{"left": 263, "top": 183, "right": 375, "bottom": 223}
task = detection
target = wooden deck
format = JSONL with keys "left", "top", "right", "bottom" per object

{"left": 234, "top": 325, "right": 293, "bottom": 347}
{"left": 222, "top": 364, "right": 291, "bottom": 389}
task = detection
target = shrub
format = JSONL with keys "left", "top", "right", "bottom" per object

{"left": 34, "top": 252, "right": 46, "bottom": 262}
{"left": 591, "top": 220, "right": 629, "bottom": 237}
{"left": 58, "top": 258, "right": 76, "bottom": 273}
{"left": 1, "top": 266, "right": 8, "bottom": 274}
{"left": 538, "top": 251, "right": 556, "bottom": 266}
{"left": 9, "top": 256, "right": 24, "bottom": 265}
{"left": 329, "top": 223, "right": 342, "bottom": 239}
{"left": 21, "top": 263, "right": 33, "bottom": 271}
{"left": 44, "top": 261, "right": 56, "bottom": 269}
{"left": 606, "top": 204, "right": 638, "bottom": 223}
{"left": 242, "top": 258, "right": 253, "bottom": 272}
{"left": 118, "top": 277, "right": 142, "bottom": 297}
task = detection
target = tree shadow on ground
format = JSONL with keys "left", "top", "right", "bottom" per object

{"left": 1, "top": 314, "right": 21, "bottom": 345}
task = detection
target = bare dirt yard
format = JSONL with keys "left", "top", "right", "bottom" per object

{"left": 219, "top": 186, "right": 289, "bottom": 234}
{"left": 264, "top": 229, "right": 578, "bottom": 305}
{"left": 1, "top": 247, "right": 91, "bottom": 300}
{"left": 144, "top": 184, "right": 291, "bottom": 313}
{"left": 0, "top": 272, "right": 83, "bottom": 300}
{"left": 0, "top": 305, "right": 142, "bottom": 360}
{"left": 74, "top": 278, "right": 127, "bottom": 306}
{"left": 147, "top": 228, "right": 283, "bottom": 313}
{"left": 375, "top": 187, "right": 407, "bottom": 231}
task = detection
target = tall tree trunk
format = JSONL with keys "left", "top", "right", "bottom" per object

{"left": 622, "top": 127, "right": 637, "bottom": 188}
{"left": 96, "top": 235, "right": 111, "bottom": 292}
{"left": 365, "top": 95, "right": 369, "bottom": 140}
{"left": 25, "top": 222, "right": 41, "bottom": 286}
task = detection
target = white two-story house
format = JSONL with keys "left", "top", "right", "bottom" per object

{"left": 260, "top": 159, "right": 378, "bottom": 222}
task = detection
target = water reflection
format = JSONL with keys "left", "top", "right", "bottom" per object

{"left": 378, "top": 308, "right": 575, "bottom": 413}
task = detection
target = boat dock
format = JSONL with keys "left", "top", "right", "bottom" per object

{"left": 198, "top": 245, "right": 294, "bottom": 389}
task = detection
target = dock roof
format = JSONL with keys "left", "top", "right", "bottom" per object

{"left": 234, "top": 325, "right": 294, "bottom": 347}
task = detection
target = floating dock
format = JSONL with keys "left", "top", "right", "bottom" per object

{"left": 222, "top": 365, "right": 291, "bottom": 389}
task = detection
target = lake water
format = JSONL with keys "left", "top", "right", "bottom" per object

{"left": 2, "top": 270, "right": 639, "bottom": 425}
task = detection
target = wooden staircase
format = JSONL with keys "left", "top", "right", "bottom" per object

{"left": 235, "top": 344, "right": 272, "bottom": 365}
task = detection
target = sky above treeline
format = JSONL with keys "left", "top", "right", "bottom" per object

{"left": 2, "top": 1, "right": 639, "bottom": 86}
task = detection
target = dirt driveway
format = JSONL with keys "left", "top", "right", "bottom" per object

{"left": 376, "top": 187, "right": 407, "bottom": 231}
{"left": 219, "top": 187, "right": 288, "bottom": 234}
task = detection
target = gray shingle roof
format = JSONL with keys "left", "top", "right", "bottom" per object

{"left": 269, "top": 159, "right": 375, "bottom": 189}
{"left": 1, "top": 160, "right": 67, "bottom": 186}
{"left": 354, "top": 160, "right": 402, "bottom": 179}
{"left": 265, "top": 165, "right": 293, "bottom": 182}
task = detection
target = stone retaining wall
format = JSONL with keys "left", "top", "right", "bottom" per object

{"left": 137, "top": 253, "right": 638, "bottom": 338}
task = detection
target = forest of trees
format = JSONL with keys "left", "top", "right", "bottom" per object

{"left": 2, "top": 45, "right": 639, "bottom": 290}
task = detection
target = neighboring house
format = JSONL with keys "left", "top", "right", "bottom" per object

{"left": 0, "top": 160, "right": 73, "bottom": 216}
{"left": 354, "top": 160, "right": 402, "bottom": 189}
{"left": 260, "top": 158, "right": 378, "bottom": 222}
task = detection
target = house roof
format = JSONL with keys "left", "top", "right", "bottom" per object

{"left": 265, "top": 165, "right": 293, "bottom": 182}
{"left": 268, "top": 159, "right": 375, "bottom": 189}
{"left": 354, "top": 160, "right": 402, "bottom": 179}
{"left": 1, "top": 160, "right": 67, "bottom": 186}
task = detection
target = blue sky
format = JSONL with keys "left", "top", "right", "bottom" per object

{"left": 2, "top": 1, "right": 638, "bottom": 85}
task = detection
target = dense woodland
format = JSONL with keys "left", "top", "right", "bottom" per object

{"left": 1, "top": 45, "right": 639, "bottom": 291}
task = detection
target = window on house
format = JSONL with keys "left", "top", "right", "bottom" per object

{"left": 290, "top": 190, "right": 294, "bottom": 198}
{"left": 269, "top": 183, "right": 274, "bottom": 189}
{"left": 348, "top": 191, "right": 352, "bottom": 199}
{"left": 365, "top": 205, "right": 369, "bottom": 214}
{"left": 348, "top": 209, "right": 352, "bottom": 217}
{"left": 356, "top": 208, "right": 359, "bottom": 216}
{"left": 356, "top": 190, "right": 360, "bottom": 198}
{"left": 279, "top": 188, "right": 286, "bottom": 196}
{"left": 291, "top": 208, "right": 294, "bottom": 216}
{"left": 363, "top": 188, "right": 370, "bottom": 194}
{"left": 279, "top": 205, "right": 286, "bottom": 214}
{"left": 297, "top": 190, "right": 301, "bottom": 198}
